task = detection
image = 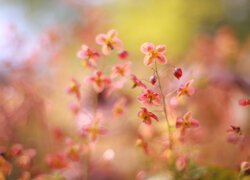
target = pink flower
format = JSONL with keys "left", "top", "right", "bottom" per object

{"left": 136, "top": 133, "right": 149, "bottom": 154}
{"left": 175, "top": 155, "right": 187, "bottom": 171}
{"left": 241, "top": 161, "right": 250, "bottom": 172}
{"left": 226, "top": 125, "right": 247, "bottom": 145}
{"left": 177, "top": 79, "right": 195, "bottom": 97}
{"left": 112, "top": 97, "right": 127, "bottom": 118}
{"left": 96, "top": 29, "right": 122, "bottom": 55}
{"left": 117, "top": 50, "right": 129, "bottom": 60}
{"left": 176, "top": 112, "right": 199, "bottom": 135}
{"left": 77, "top": 45, "right": 100, "bottom": 68}
{"left": 149, "top": 75, "right": 157, "bottom": 85}
{"left": 137, "top": 88, "right": 161, "bottom": 106}
{"left": 138, "top": 107, "right": 158, "bottom": 125}
{"left": 111, "top": 62, "right": 131, "bottom": 78}
{"left": 85, "top": 70, "right": 112, "bottom": 93}
{"left": 81, "top": 120, "right": 107, "bottom": 142}
{"left": 10, "top": 144, "right": 23, "bottom": 157}
{"left": 140, "top": 42, "right": 167, "bottom": 66}
{"left": 130, "top": 74, "right": 146, "bottom": 89}
{"left": 45, "top": 152, "right": 68, "bottom": 170}
{"left": 66, "top": 78, "right": 81, "bottom": 100}
{"left": 173, "top": 67, "right": 182, "bottom": 80}
{"left": 239, "top": 98, "right": 250, "bottom": 106}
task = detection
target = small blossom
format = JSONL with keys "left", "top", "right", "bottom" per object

{"left": 130, "top": 74, "right": 146, "bottom": 89}
{"left": 10, "top": 144, "right": 23, "bottom": 157}
{"left": 16, "top": 149, "right": 36, "bottom": 168}
{"left": 112, "top": 97, "right": 127, "bottom": 118}
{"left": 80, "top": 120, "right": 107, "bottom": 141}
{"left": 117, "top": 50, "right": 129, "bottom": 60}
{"left": 140, "top": 42, "right": 167, "bottom": 66}
{"left": 85, "top": 70, "right": 112, "bottom": 93}
{"left": 226, "top": 125, "right": 247, "bottom": 145}
{"left": 136, "top": 171, "right": 146, "bottom": 180}
{"left": 45, "top": 152, "right": 68, "bottom": 170}
{"left": 51, "top": 126, "right": 64, "bottom": 140}
{"left": 67, "top": 78, "right": 81, "bottom": 100}
{"left": 173, "top": 67, "right": 182, "bottom": 80}
{"left": 136, "top": 134, "right": 148, "bottom": 154}
{"left": 176, "top": 112, "right": 199, "bottom": 135}
{"left": 96, "top": 29, "right": 122, "bottom": 55}
{"left": 175, "top": 155, "right": 187, "bottom": 171}
{"left": 241, "top": 161, "right": 250, "bottom": 172}
{"left": 68, "top": 101, "right": 80, "bottom": 114}
{"left": 177, "top": 79, "right": 195, "bottom": 97}
{"left": 138, "top": 107, "right": 158, "bottom": 125}
{"left": 111, "top": 62, "right": 131, "bottom": 78}
{"left": 137, "top": 88, "right": 161, "bottom": 106}
{"left": 77, "top": 45, "right": 100, "bottom": 68}
{"left": 149, "top": 75, "right": 157, "bottom": 85}
{"left": 239, "top": 98, "right": 250, "bottom": 106}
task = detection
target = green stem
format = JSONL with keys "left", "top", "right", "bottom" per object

{"left": 154, "top": 61, "right": 173, "bottom": 149}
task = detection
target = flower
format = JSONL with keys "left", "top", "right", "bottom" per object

{"left": 140, "top": 42, "right": 167, "bottom": 66}
{"left": 66, "top": 78, "right": 81, "bottom": 100}
{"left": 176, "top": 112, "right": 199, "bottom": 135}
{"left": 138, "top": 107, "right": 158, "bottom": 125}
{"left": 226, "top": 125, "right": 247, "bottom": 145}
{"left": 239, "top": 98, "right": 250, "bottom": 106}
{"left": 117, "top": 50, "right": 129, "bottom": 60}
{"left": 175, "top": 155, "right": 187, "bottom": 171}
{"left": 96, "top": 29, "right": 122, "bottom": 55}
{"left": 112, "top": 97, "right": 127, "bottom": 118}
{"left": 80, "top": 120, "right": 107, "bottom": 141}
{"left": 136, "top": 134, "right": 148, "bottom": 154}
{"left": 241, "top": 161, "right": 250, "bottom": 172}
{"left": 10, "top": 144, "right": 23, "bottom": 157}
{"left": 173, "top": 67, "right": 182, "bottom": 80}
{"left": 85, "top": 70, "right": 112, "bottom": 93}
{"left": 137, "top": 88, "right": 161, "bottom": 106}
{"left": 149, "top": 75, "right": 157, "bottom": 85}
{"left": 45, "top": 152, "right": 68, "bottom": 170}
{"left": 130, "top": 74, "right": 146, "bottom": 89}
{"left": 111, "top": 62, "right": 131, "bottom": 78}
{"left": 77, "top": 45, "right": 100, "bottom": 68}
{"left": 177, "top": 79, "right": 195, "bottom": 97}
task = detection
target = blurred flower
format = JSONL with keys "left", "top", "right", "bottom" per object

{"left": 0, "top": 156, "right": 12, "bottom": 176}
{"left": 140, "top": 42, "right": 167, "bottom": 66}
{"left": 136, "top": 134, "right": 148, "bottom": 154}
{"left": 136, "top": 170, "right": 146, "bottom": 180}
{"left": 173, "top": 67, "right": 182, "bottom": 80}
{"left": 117, "top": 50, "right": 129, "bottom": 60}
{"left": 177, "top": 79, "right": 195, "bottom": 97}
{"left": 66, "top": 78, "right": 81, "bottom": 100}
{"left": 176, "top": 112, "right": 199, "bottom": 135}
{"left": 241, "top": 161, "right": 250, "bottom": 172}
{"left": 238, "top": 98, "right": 250, "bottom": 106}
{"left": 130, "top": 74, "right": 146, "bottom": 89}
{"left": 68, "top": 101, "right": 80, "bottom": 115}
{"left": 137, "top": 88, "right": 161, "bottom": 106}
{"left": 51, "top": 126, "right": 64, "bottom": 140}
{"left": 85, "top": 70, "right": 112, "bottom": 93}
{"left": 149, "top": 75, "right": 157, "bottom": 85}
{"left": 138, "top": 107, "right": 158, "bottom": 125}
{"left": 226, "top": 125, "right": 247, "bottom": 146}
{"left": 80, "top": 120, "right": 107, "bottom": 141}
{"left": 111, "top": 62, "right": 131, "bottom": 78}
{"left": 112, "top": 97, "right": 127, "bottom": 118}
{"left": 175, "top": 155, "right": 187, "bottom": 171}
{"left": 96, "top": 29, "right": 122, "bottom": 55}
{"left": 77, "top": 45, "right": 100, "bottom": 68}
{"left": 16, "top": 149, "right": 36, "bottom": 168}
{"left": 10, "top": 144, "right": 24, "bottom": 157}
{"left": 45, "top": 152, "right": 68, "bottom": 170}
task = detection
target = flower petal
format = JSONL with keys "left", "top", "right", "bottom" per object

{"left": 144, "top": 55, "right": 153, "bottom": 66}
{"left": 140, "top": 42, "right": 155, "bottom": 54}
{"left": 156, "top": 54, "right": 167, "bottom": 64}
{"left": 156, "top": 44, "right": 166, "bottom": 53}
{"left": 96, "top": 34, "right": 107, "bottom": 45}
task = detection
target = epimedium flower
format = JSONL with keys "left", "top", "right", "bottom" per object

{"left": 111, "top": 62, "right": 131, "bottom": 78}
{"left": 138, "top": 107, "right": 158, "bottom": 125}
{"left": 117, "top": 49, "right": 129, "bottom": 60}
{"left": 173, "top": 67, "right": 182, "bottom": 80}
{"left": 149, "top": 74, "right": 157, "bottom": 85}
{"left": 96, "top": 29, "right": 122, "bottom": 55}
{"left": 177, "top": 79, "right": 195, "bottom": 97}
{"left": 239, "top": 98, "right": 250, "bottom": 106}
{"left": 77, "top": 45, "right": 100, "bottom": 68}
{"left": 176, "top": 111, "right": 199, "bottom": 135}
{"left": 137, "top": 88, "right": 161, "bottom": 106}
{"left": 140, "top": 42, "right": 167, "bottom": 66}
{"left": 45, "top": 152, "right": 68, "bottom": 170}
{"left": 85, "top": 70, "right": 112, "bottom": 93}
{"left": 226, "top": 125, "right": 247, "bottom": 145}
{"left": 112, "top": 97, "right": 127, "bottom": 118}
{"left": 130, "top": 74, "right": 146, "bottom": 89}
{"left": 66, "top": 78, "right": 81, "bottom": 100}
{"left": 175, "top": 155, "right": 187, "bottom": 171}
{"left": 136, "top": 133, "right": 149, "bottom": 154}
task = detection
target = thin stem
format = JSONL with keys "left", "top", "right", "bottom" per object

{"left": 154, "top": 61, "right": 173, "bottom": 149}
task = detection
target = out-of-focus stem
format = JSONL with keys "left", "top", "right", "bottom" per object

{"left": 154, "top": 61, "right": 173, "bottom": 149}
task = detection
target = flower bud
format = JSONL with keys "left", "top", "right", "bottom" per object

{"left": 174, "top": 67, "right": 182, "bottom": 80}
{"left": 149, "top": 75, "right": 157, "bottom": 85}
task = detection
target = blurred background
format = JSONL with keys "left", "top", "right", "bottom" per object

{"left": 0, "top": 0, "right": 249, "bottom": 179}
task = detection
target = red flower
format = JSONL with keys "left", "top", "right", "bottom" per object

{"left": 138, "top": 107, "right": 158, "bottom": 125}
{"left": 137, "top": 88, "right": 161, "bottom": 106}
{"left": 77, "top": 45, "right": 100, "bottom": 68}
{"left": 176, "top": 112, "right": 199, "bottom": 135}
{"left": 239, "top": 98, "right": 250, "bottom": 106}
{"left": 177, "top": 79, "right": 195, "bottom": 97}
{"left": 130, "top": 74, "right": 146, "bottom": 89}
{"left": 140, "top": 42, "right": 167, "bottom": 66}
{"left": 117, "top": 50, "right": 129, "bottom": 60}
{"left": 173, "top": 67, "right": 182, "bottom": 80}
{"left": 149, "top": 75, "right": 157, "bottom": 85}
{"left": 85, "top": 70, "right": 112, "bottom": 93}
